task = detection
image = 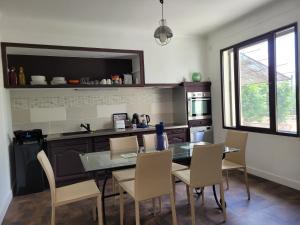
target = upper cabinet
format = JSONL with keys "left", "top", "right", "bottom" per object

{"left": 1, "top": 42, "right": 145, "bottom": 88}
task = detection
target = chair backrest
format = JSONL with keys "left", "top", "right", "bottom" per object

{"left": 190, "top": 144, "right": 223, "bottom": 187}
{"left": 109, "top": 136, "right": 139, "bottom": 157}
{"left": 37, "top": 150, "right": 56, "bottom": 205}
{"left": 225, "top": 130, "right": 248, "bottom": 165}
{"left": 135, "top": 150, "right": 172, "bottom": 201}
{"left": 142, "top": 133, "right": 169, "bottom": 151}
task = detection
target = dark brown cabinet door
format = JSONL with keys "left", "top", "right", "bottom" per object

{"left": 47, "top": 138, "right": 92, "bottom": 185}
{"left": 166, "top": 128, "right": 188, "bottom": 144}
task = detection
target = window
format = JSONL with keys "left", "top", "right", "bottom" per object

{"left": 221, "top": 24, "right": 299, "bottom": 136}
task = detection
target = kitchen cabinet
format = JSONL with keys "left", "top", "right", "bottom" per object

{"left": 47, "top": 138, "right": 92, "bottom": 186}
{"left": 47, "top": 127, "right": 187, "bottom": 185}
{"left": 166, "top": 128, "right": 188, "bottom": 144}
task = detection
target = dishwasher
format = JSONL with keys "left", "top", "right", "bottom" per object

{"left": 190, "top": 126, "right": 214, "bottom": 143}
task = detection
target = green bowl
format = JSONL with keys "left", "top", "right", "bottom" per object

{"left": 192, "top": 72, "right": 201, "bottom": 82}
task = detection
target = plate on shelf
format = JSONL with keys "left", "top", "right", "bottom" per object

{"left": 30, "top": 81, "right": 47, "bottom": 85}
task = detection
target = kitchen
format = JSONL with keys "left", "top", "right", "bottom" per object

{"left": 1, "top": 0, "right": 300, "bottom": 225}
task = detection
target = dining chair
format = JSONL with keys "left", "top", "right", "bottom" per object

{"left": 110, "top": 136, "right": 139, "bottom": 200}
{"left": 172, "top": 144, "right": 226, "bottom": 225}
{"left": 222, "top": 130, "right": 250, "bottom": 200}
{"left": 119, "top": 150, "right": 177, "bottom": 225}
{"left": 37, "top": 150, "right": 103, "bottom": 225}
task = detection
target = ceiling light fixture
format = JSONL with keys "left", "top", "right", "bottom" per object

{"left": 154, "top": 0, "right": 173, "bottom": 46}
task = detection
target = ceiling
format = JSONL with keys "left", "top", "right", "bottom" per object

{"left": 0, "top": 0, "right": 278, "bottom": 36}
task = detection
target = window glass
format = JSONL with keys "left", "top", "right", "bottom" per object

{"left": 238, "top": 40, "right": 270, "bottom": 128}
{"left": 222, "top": 48, "right": 236, "bottom": 127}
{"left": 275, "top": 27, "right": 297, "bottom": 134}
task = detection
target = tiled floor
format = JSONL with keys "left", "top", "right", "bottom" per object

{"left": 3, "top": 172, "right": 300, "bottom": 225}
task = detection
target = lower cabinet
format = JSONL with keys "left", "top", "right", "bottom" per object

{"left": 47, "top": 138, "right": 92, "bottom": 186}
{"left": 166, "top": 128, "right": 188, "bottom": 144}
{"left": 47, "top": 128, "right": 187, "bottom": 185}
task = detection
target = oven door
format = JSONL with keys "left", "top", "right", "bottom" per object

{"left": 188, "top": 97, "right": 211, "bottom": 120}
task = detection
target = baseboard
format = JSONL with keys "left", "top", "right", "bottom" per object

{"left": 0, "top": 190, "right": 12, "bottom": 224}
{"left": 247, "top": 166, "right": 300, "bottom": 191}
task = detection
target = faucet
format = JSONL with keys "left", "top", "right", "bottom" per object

{"left": 80, "top": 123, "right": 91, "bottom": 132}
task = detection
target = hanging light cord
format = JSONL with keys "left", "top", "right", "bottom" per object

{"left": 160, "top": 0, "right": 164, "bottom": 19}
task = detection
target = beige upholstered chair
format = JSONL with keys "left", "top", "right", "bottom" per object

{"left": 119, "top": 150, "right": 177, "bottom": 225}
{"left": 37, "top": 150, "right": 103, "bottom": 225}
{"left": 222, "top": 130, "right": 250, "bottom": 199}
{"left": 142, "top": 133, "right": 188, "bottom": 172}
{"left": 110, "top": 136, "right": 139, "bottom": 197}
{"left": 173, "top": 144, "right": 226, "bottom": 225}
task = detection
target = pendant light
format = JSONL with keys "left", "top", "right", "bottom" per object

{"left": 154, "top": 0, "right": 173, "bottom": 46}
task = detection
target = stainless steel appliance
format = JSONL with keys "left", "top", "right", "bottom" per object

{"left": 190, "top": 126, "right": 213, "bottom": 143}
{"left": 187, "top": 92, "right": 211, "bottom": 120}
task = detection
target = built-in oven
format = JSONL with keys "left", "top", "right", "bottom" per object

{"left": 187, "top": 92, "right": 212, "bottom": 120}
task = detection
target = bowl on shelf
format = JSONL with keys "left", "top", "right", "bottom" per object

{"left": 30, "top": 81, "right": 48, "bottom": 85}
{"left": 68, "top": 80, "right": 80, "bottom": 85}
{"left": 31, "top": 75, "right": 46, "bottom": 82}
{"left": 51, "top": 76, "right": 67, "bottom": 85}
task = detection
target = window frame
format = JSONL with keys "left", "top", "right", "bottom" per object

{"left": 220, "top": 23, "right": 299, "bottom": 137}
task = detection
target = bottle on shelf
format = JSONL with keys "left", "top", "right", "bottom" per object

{"left": 9, "top": 67, "right": 18, "bottom": 86}
{"left": 18, "top": 66, "right": 26, "bottom": 86}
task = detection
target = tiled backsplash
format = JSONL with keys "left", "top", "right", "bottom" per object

{"left": 10, "top": 88, "right": 174, "bottom": 134}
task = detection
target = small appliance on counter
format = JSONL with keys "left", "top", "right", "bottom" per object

{"left": 132, "top": 113, "right": 151, "bottom": 128}
{"left": 14, "top": 129, "right": 47, "bottom": 144}
{"left": 113, "top": 113, "right": 130, "bottom": 129}
{"left": 13, "top": 129, "right": 47, "bottom": 195}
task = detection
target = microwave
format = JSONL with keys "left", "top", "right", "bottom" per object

{"left": 187, "top": 92, "right": 212, "bottom": 120}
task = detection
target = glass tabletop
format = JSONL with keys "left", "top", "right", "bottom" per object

{"left": 79, "top": 142, "right": 239, "bottom": 172}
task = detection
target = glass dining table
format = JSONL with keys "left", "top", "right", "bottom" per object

{"left": 79, "top": 142, "right": 239, "bottom": 225}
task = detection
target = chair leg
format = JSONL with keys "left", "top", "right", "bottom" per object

{"left": 186, "top": 184, "right": 190, "bottom": 205}
{"left": 172, "top": 175, "right": 176, "bottom": 202}
{"left": 244, "top": 167, "right": 251, "bottom": 200}
{"left": 119, "top": 186, "right": 124, "bottom": 225}
{"left": 152, "top": 198, "right": 156, "bottom": 215}
{"left": 135, "top": 201, "right": 140, "bottom": 225}
{"left": 51, "top": 205, "right": 55, "bottom": 225}
{"left": 201, "top": 187, "right": 205, "bottom": 205}
{"left": 170, "top": 192, "right": 178, "bottom": 225}
{"left": 92, "top": 205, "right": 97, "bottom": 221}
{"left": 189, "top": 187, "right": 196, "bottom": 225}
{"left": 226, "top": 170, "right": 229, "bottom": 190}
{"left": 112, "top": 176, "right": 117, "bottom": 204}
{"left": 97, "top": 196, "right": 103, "bottom": 225}
{"left": 159, "top": 197, "right": 163, "bottom": 213}
{"left": 220, "top": 183, "right": 226, "bottom": 221}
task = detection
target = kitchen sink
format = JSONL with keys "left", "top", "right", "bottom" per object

{"left": 62, "top": 131, "right": 91, "bottom": 136}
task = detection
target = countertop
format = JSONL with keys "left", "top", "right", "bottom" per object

{"left": 46, "top": 124, "right": 188, "bottom": 141}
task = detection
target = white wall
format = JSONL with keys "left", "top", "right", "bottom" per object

{"left": 0, "top": 16, "right": 206, "bottom": 84}
{"left": 206, "top": 0, "right": 300, "bottom": 190}
{"left": 0, "top": 15, "right": 13, "bottom": 223}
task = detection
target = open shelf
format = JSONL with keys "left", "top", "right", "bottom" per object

{"left": 1, "top": 42, "right": 145, "bottom": 89}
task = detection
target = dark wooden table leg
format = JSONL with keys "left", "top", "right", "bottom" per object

{"left": 101, "top": 171, "right": 109, "bottom": 225}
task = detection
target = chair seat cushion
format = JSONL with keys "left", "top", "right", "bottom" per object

{"left": 172, "top": 162, "right": 188, "bottom": 172}
{"left": 222, "top": 159, "right": 244, "bottom": 170}
{"left": 112, "top": 168, "right": 135, "bottom": 182}
{"left": 172, "top": 169, "right": 191, "bottom": 185}
{"left": 56, "top": 180, "right": 100, "bottom": 206}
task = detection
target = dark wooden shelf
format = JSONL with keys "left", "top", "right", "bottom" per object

{"left": 1, "top": 42, "right": 146, "bottom": 89}
{"left": 7, "top": 84, "right": 144, "bottom": 89}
